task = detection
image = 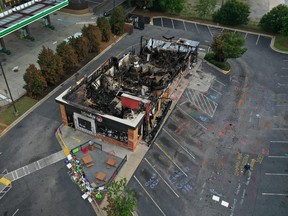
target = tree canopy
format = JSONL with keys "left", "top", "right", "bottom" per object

{"left": 81, "top": 24, "right": 101, "bottom": 53}
{"left": 56, "top": 41, "right": 78, "bottom": 69}
{"left": 110, "top": 6, "right": 125, "bottom": 35}
{"left": 213, "top": 0, "right": 250, "bottom": 26}
{"left": 133, "top": 0, "right": 154, "bottom": 8}
{"left": 154, "top": 0, "right": 184, "bottom": 14}
{"left": 97, "top": 17, "right": 112, "bottom": 42}
{"left": 69, "top": 36, "right": 90, "bottom": 61}
{"left": 196, "top": 0, "right": 217, "bottom": 18}
{"left": 103, "top": 178, "right": 137, "bottom": 216}
{"left": 259, "top": 4, "right": 288, "bottom": 35}
{"left": 211, "top": 32, "right": 247, "bottom": 62}
{"left": 37, "top": 46, "right": 64, "bottom": 85}
{"left": 23, "top": 64, "right": 47, "bottom": 97}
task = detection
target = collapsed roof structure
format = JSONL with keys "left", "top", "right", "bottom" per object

{"left": 56, "top": 37, "right": 199, "bottom": 151}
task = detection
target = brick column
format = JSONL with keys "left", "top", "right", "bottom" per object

{"left": 128, "top": 127, "right": 138, "bottom": 151}
{"left": 59, "top": 104, "right": 68, "bottom": 126}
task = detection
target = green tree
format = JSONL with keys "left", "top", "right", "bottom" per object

{"left": 103, "top": 178, "right": 137, "bottom": 216}
{"left": 23, "top": 64, "right": 47, "bottom": 97}
{"left": 155, "top": 0, "right": 184, "bottom": 13}
{"left": 37, "top": 46, "right": 64, "bottom": 85}
{"left": 211, "top": 32, "right": 247, "bottom": 62}
{"left": 69, "top": 36, "right": 90, "bottom": 61}
{"left": 259, "top": 4, "right": 288, "bottom": 34}
{"left": 281, "top": 15, "right": 288, "bottom": 36}
{"left": 134, "top": 0, "right": 154, "bottom": 8}
{"left": 56, "top": 41, "right": 78, "bottom": 70}
{"left": 110, "top": 6, "right": 125, "bottom": 35}
{"left": 81, "top": 24, "right": 101, "bottom": 53}
{"left": 97, "top": 17, "right": 112, "bottom": 42}
{"left": 196, "top": 0, "right": 217, "bottom": 18}
{"left": 213, "top": 0, "right": 250, "bottom": 26}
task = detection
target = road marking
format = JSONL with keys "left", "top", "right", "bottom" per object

{"left": 262, "top": 193, "right": 288, "bottom": 196}
{"left": 155, "top": 142, "right": 188, "bottom": 177}
{"left": 245, "top": 32, "right": 248, "bottom": 39}
{"left": 11, "top": 171, "right": 15, "bottom": 180}
{"left": 207, "top": 26, "right": 213, "bottom": 37}
{"left": 256, "top": 35, "right": 260, "bottom": 45}
{"left": 15, "top": 170, "right": 18, "bottom": 178}
{"left": 272, "top": 128, "right": 288, "bottom": 130}
{"left": 163, "top": 128, "right": 196, "bottom": 160}
{"left": 176, "top": 106, "right": 208, "bottom": 130}
{"left": 171, "top": 19, "right": 175, "bottom": 29}
{"left": 265, "top": 173, "right": 288, "bottom": 176}
{"left": 183, "top": 21, "right": 187, "bottom": 31}
{"left": 71, "top": 136, "right": 81, "bottom": 143}
{"left": 161, "top": 17, "right": 163, "bottom": 27}
{"left": 133, "top": 176, "right": 167, "bottom": 216}
{"left": 209, "top": 86, "right": 222, "bottom": 95}
{"left": 270, "top": 141, "right": 288, "bottom": 143}
{"left": 194, "top": 23, "right": 199, "bottom": 33}
{"left": 268, "top": 156, "right": 288, "bottom": 158}
{"left": 144, "top": 158, "right": 180, "bottom": 198}
{"left": 37, "top": 160, "right": 41, "bottom": 169}
{"left": 12, "top": 209, "right": 19, "bottom": 216}
{"left": 215, "top": 79, "right": 226, "bottom": 86}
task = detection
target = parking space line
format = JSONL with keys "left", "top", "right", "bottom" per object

{"left": 262, "top": 193, "right": 288, "bottom": 196}
{"left": 215, "top": 79, "right": 226, "bottom": 86}
{"left": 265, "top": 173, "right": 288, "bottom": 176}
{"left": 207, "top": 26, "right": 213, "bottom": 37}
{"left": 256, "top": 35, "right": 260, "bottom": 45}
{"left": 161, "top": 17, "right": 163, "bottom": 27}
{"left": 245, "top": 32, "right": 248, "bottom": 39}
{"left": 176, "top": 106, "right": 208, "bottom": 130}
{"left": 163, "top": 129, "right": 196, "bottom": 160}
{"left": 272, "top": 128, "right": 288, "bottom": 130}
{"left": 171, "top": 19, "right": 175, "bottom": 29}
{"left": 268, "top": 156, "right": 288, "bottom": 159}
{"left": 270, "top": 141, "right": 288, "bottom": 143}
{"left": 155, "top": 142, "right": 188, "bottom": 177}
{"left": 194, "top": 23, "right": 199, "bottom": 33}
{"left": 144, "top": 158, "right": 180, "bottom": 198}
{"left": 12, "top": 209, "right": 19, "bottom": 216}
{"left": 183, "top": 21, "right": 187, "bottom": 31}
{"left": 133, "top": 176, "right": 167, "bottom": 216}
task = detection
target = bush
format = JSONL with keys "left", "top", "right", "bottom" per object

{"left": 97, "top": 17, "right": 112, "bottom": 42}
{"left": 204, "top": 53, "right": 231, "bottom": 71}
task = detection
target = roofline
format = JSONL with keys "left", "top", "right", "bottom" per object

{"left": 0, "top": 0, "right": 69, "bottom": 38}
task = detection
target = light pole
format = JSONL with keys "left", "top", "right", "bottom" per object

{"left": 0, "top": 61, "right": 18, "bottom": 116}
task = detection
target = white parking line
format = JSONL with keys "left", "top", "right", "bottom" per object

{"left": 171, "top": 19, "right": 175, "bottom": 29}
{"left": 272, "top": 128, "right": 288, "bottom": 130}
{"left": 183, "top": 21, "right": 187, "bottom": 31}
{"left": 207, "top": 26, "right": 213, "bottom": 37}
{"left": 262, "top": 193, "right": 288, "bottom": 196}
{"left": 215, "top": 79, "right": 226, "bottom": 86}
{"left": 144, "top": 158, "right": 180, "bottom": 198}
{"left": 245, "top": 32, "right": 248, "bottom": 39}
{"left": 133, "top": 176, "right": 167, "bottom": 216}
{"left": 265, "top": 173, "right": 288, "bottom": 176}
{"left": 155, "top": 142, "right": 188, "bottom": 177}
{"left": 161, "top": 17, "right": 163, "bottom": 27}
{"left": 163, "top": 129, "right": 196, "bottom": 160}
{"left": 12, "top": 209, "right": 19, "bottom": 216}
{"left": 270, "top": 141, "right": 288, "bottom": 143}
{"left": 268, "top": 156, "right": 288, "bottom": 159}
{"left": 256, "top": 35, "right": 260, "bottom": 45}
{"left": 194, "top": 23, "right": 199, "bottom": 33}
{"left": 176, "top": 106, "right": 208, "bottom": 130}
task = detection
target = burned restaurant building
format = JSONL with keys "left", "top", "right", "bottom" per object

{"left": 55, "top": 37, "right": 199, "bottom": 151}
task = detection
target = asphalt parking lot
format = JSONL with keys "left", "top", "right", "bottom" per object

{"left": 128, "top": 18, "right": 288, "bottom": 216}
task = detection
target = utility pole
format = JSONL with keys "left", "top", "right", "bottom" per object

{"left": 0, "top": 61, "right": 18, "bottom": 116}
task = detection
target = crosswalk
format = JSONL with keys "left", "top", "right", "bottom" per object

{"left": 185, "top": 88, "right": 218, "bottom": 118}
{"left": 4, "top": 151, "right": 66, "bottom": 182}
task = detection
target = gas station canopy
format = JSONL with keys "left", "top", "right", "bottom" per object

{"left": 0, "top": 0, "right": 69, "bottom": 38}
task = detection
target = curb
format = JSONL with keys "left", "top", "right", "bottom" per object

{"left": 0, "top": 34, "right": 127, "bottom": 138}
{"left": 270, "top": 36, "right": 288, "bottom": 54}
{"left": 204, "top": 60, "right": 231, "bottom": 75}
